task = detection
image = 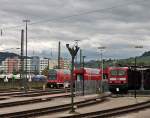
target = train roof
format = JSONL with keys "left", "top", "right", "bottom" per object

{"left": 48, "top": 69, "right": 70, "bottom": 74}
{"left": 74, "top": 68, "right": 101, "bottom": 74}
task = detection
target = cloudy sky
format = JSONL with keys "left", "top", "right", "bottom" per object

{"left": 0, "top": 0, "right": 150, "bottom": 60}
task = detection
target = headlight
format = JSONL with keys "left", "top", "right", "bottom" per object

{"left": 109, "top": 78, "right": 116, "bottom": 80}
{"left": 119, "top": 78, "right": 126, "bottom": 80}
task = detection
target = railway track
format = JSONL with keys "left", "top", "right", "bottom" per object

{"left": 0, "top": 89, "right": 68, "bottom": 97}
{"left": 0, "top": 94, "right": 70, "bottom": 108}
{"left": 62, "top": 100, "right": 150, "bottom": 118}
{"left": 12, "top": 90, "right": 67, "bottom": 97}
{"left": 0, "top": 94, "right": 110, "bottom": 118}
{"left": 0, "top": 97, "right": 8, "bottom": 100}
{"left": 111, "top": 93, "right": 150, "bottom": 98}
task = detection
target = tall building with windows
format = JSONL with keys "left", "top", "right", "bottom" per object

{"left": 48, "top": 59, "right": 58, "bottom": 69}
{"left": 4, "top": 57, "right": 20, "bottom": 74}
{"left": 23, "top": 58, "right": 32, "bottom": 74}
{"left": 59, "top": 58, "right": 70, "bottom": 69}
{"left": 31, "top": 56, "right": 40, "bottom": 74}
{"left": 39, "top": 58, "right": 49, "bottom": 74}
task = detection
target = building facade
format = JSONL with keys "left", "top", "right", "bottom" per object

{"left": 39, "top": 58, "right": 49, "bottom": 74}
{"left": 0, "top": 56, "right": 71, "bottom": 74}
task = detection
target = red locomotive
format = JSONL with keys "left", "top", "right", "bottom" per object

{"left": 108, "top": 67, "right": 141, "bottom": 93}
{"left": 108, "top": 67, "right": 128, "bottom": 93}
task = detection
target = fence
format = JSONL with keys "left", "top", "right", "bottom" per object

{"left": 0, "top": 78, "right": 46, "bottom": 90}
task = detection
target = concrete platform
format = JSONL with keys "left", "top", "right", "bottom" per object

{"left": 38, "top": 96, "right": 150, "bottom": 118}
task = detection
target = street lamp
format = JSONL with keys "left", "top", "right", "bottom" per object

{"left": 66, "top": 43, "right": 79, "bottom": 113}
{"left": 82, "top": 56, "right": 86, "bottom": 96}
{"left": 134, "top": 45, "right": 143, "bottom": 98}
{"left": 98, "top": 46, "right": 106, "bottom": 92}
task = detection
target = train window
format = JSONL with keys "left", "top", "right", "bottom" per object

{"left": 110, "top": 70, "right": 117, "bottom": 76}
{"left": 110, "top": 70, "right": 126, "bottom": 76}
{"left": 48, "top": 74, "right": 56, "bottom": 80}
{"left": 48, "top": 69, "right": 57, "bottom": 80}
{"left": 64, "top": 70, "right": 70, "bottom": 74}
{"left": 118, "top": 70, "right": 126, "bottom": 76}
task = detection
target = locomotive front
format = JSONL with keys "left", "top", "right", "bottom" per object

{"left": 108, "top": 67, "right": 128, "bottom": 93}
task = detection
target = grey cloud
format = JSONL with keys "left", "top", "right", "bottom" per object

{"left": 0, "top": 0, "right": 150, "bottom": 60}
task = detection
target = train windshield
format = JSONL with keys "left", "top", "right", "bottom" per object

{"left": 110, "top": 70, "right": 126, "bottom": 76}
{"left": 118, "top": 70, "right": 126, "bottom": 76}
{"left": 48, "top": 69, "right": 57, "bottom": 80}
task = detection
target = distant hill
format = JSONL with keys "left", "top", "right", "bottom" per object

{"left": 84, "top": 51, "right": 150, "bottom": 68}
{"left": 0, "top": 52, "right": 19, "bottom": 64}
{"left": 141, "top": 51, "right": 150, "bottom": 57}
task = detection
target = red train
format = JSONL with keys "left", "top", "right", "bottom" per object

{"left": 74, "top": 68, "right": 102, "bottom": 81}
{"left": 47, "top": 69, "right": 71, "bottom": 88}
{"left": 47, "top": 66, "right": 150, "bottom": 92}
{"left": 108, "top": 67, "right": 141, "bottom": 93}
{"left": 108, "top": 67, "right": 128, "bottom": 93}
{"left": 47, "top": 68, "right": 102, "bottom": 89}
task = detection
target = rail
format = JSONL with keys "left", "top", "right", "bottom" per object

{"left": 62, "top": 100, "right": 150, "bottom": 118}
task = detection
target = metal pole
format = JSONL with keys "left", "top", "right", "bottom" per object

{"left": 48, "top": 58, "right": 49, "bottom": 70}
{"left": 82, "top": 56, "right": 85, "bottom": 96}
{"left": 74, "top": 40, "right": 79, "bottom": 69}
{"left": 100, "top": 49, "right": 103, "bottom": 93}
{"left": 20, "top": 30, "right": 24, "bottom": 89}
{"left": 58, "top": 41, "right": 61, "bottom": 69}
{"left": 80, "top": 49, "right": 82, "bottom": 68}
{"left": 101, "top": 49, "right": 103, "bottom": 81}
{"left": 66, "top": 44, "right": 79, "bottom": 113}
{"left": 25, "top": 21, "right": 27, "bottom": 92}
{"left": 23, "top": 19, "right": 30, "bottom": 93}
{"left": 140, "top": 68, "right": 144, "bottom": 90}
{"left": 134, "top": 57, "right": 137, "bottom": 98}
{"left": 98, "top": 46, "right": 106, "bottom": 93}
{"left": 70, "top": 56, "right": 75, "bottom": 112}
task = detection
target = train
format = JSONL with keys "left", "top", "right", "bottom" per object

{"left": 108, "top": 67, "right": 128, "bottom": 93}
{"left": 47, "top": 66, "right": 150, "bottom": 93}
{"left": 107, "top": 66, "right": 142, "bottom": 93}
{"left": 47, "top": 68, "right": 102, "bottom": 89}
{"left": 74, "top": 68, "right": 102, "bottom": 81}
{"left": 47, "top": 69, "right": 71, "bottom": 88}
{"left": 74, "top": 68, "right": 102, "bottom": 94}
